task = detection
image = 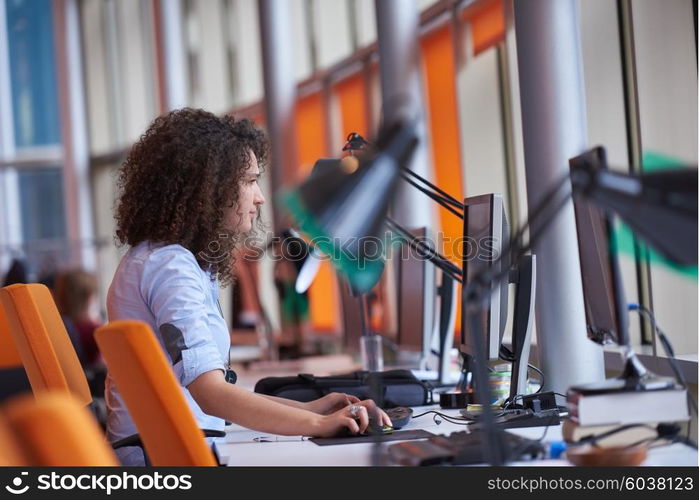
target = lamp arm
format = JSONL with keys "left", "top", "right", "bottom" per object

{"left": 400, "top": 173, "right": 464, "bottom": 219}
{"left": 400, "top": 165, "right": 465, "bottom": 210}
{"left": 465, "top": 174, "right": 573, "bottom": 310}
{"left": 385, "top": 217, "right": 463, "bottom": 283}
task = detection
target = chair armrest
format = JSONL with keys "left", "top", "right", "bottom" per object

{"left": 111, "top": 429, "right": 225, "bottom": 450}
{"left": 202, "top": 429, "right": 226, "bottom": 438}
{"left": 112, "top": 433, "right": 143, "bottom": 449}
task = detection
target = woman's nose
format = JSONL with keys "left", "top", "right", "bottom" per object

{"left": 254, "top": 185, "right": 266, "bottom": 205}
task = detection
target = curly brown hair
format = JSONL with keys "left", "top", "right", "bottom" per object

{"left": 114, "top": 108, "right": 268, "bottom": 286}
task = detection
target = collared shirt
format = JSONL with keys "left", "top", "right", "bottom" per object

{"left": 105, "top": 242, "right": 229, "bottom": 465}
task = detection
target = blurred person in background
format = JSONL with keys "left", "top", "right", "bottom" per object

{"left": 53, "top": 269, "right": 103, "bottom": 369}
{"left": 270, "top": 230, "right": 311, "bottom": 359}
{"left": 53, "top": 269, "right": 107, "bottom": 409}
{"left": 2, "top": 258, "right": 28, "bottom": 286}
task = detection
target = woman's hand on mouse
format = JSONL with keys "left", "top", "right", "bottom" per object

{"left": 352, "top": 399, "right": 393, "bottom": 429}
{"left": 306, "top": 395, "right": 392, "bottom": 428}
{"left": 312, "top": 402, "right": 371, "bottom": 437}
{"left": 310, "top": 399, "right": 393, "bottom": 437}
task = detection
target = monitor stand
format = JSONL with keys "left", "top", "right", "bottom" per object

{"left": 456, "top": 254, "right": 537, "bottom": 401}
{"left": 400, "top": 271, "right": 459, "bottom": 387}
{"left": 508, "top": 254, "right": 536, "bottom": 399}
{"left": 428, "top": 272, "right": 459, "bottom": 386}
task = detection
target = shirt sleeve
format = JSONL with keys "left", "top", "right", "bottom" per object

{"left": 140, "top": 246, "right": 225, "bottom": 387}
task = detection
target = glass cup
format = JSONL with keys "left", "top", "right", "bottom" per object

{"left": 360, "top": 334, "right": 384, "bottom": 372}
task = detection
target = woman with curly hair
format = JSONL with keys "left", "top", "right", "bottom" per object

{"left": 107, "top": 108, "right": 390, "bottom": 465}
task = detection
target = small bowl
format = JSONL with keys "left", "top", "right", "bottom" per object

{"left": 566, "top": 444, "right": 648, "bottom": 466}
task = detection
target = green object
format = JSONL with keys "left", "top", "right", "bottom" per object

{"left": 280, "top": 281, "right": 309, "bottom": 325}
{"left": 609, "top": 151, "right": 697, "bottom": 280}
{"left": 279, "top": 125, "right": 415, "bottom": 294}
{"left": 281, "top": 188, "right": 390, "bottom": 293}
{"left": 642, "top": 151, "right": 687, "bottom": 173}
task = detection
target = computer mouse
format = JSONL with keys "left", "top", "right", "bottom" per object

{"left": 385, "top": 406, "right": 413, "bottom": 429}
{"left": 335, "top": 421, "right": 394, "bottom": 438}
{"left": 362, "top": 424, "right": 394, "bottom": 436}
{"left": 334, "top": 426, "right": 359, "bottom": 438}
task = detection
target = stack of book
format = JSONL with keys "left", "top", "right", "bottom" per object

{"left": 564, "top": 385, "right": 689, "bottom": 446}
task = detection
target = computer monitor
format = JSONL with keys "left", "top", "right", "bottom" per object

{"left": 570, "top": 146, "right": 629, "bottom": 346}
{"left": 393, "top": 226, "right": 459, "bottom": 384}
{"left": 459, "top": 193, "right": 535, "bottom": 399}
{"left": 460, "top": 193, "right": 510, "bottom": 361}
{"left": 338, "top": 277, "right": 366, "bottom": 355}
{"left": 396, "top": 227, "right": 435, "bottom": 362}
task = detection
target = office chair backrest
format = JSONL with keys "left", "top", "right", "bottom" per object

{"left": 0, "top": 300, "right": 23, "bottom": 368}
{"left": 0, "top": 409, "right": 27, "bottom": 465}
{"left": 1, "top": 392, "right": 118, "bottom": 466}
{"left": 0, "top": 284, "right": 92, "bottom": 406}
{"left": 95, "top": 320, "right": 218, "bottom": 466}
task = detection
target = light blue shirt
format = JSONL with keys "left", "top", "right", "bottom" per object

{"left": 105, "top": 242, "right": 229, "bottom": 465}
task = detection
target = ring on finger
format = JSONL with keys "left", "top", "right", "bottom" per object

{"left": 349, "top": 405, "right": 361, "bottom": 417}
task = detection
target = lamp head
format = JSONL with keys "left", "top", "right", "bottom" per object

{"left": 282, "top": 121, "right": 418, "bottom": 293}
{"left": 570, "top": 147, "right": 698, "bottom": 267}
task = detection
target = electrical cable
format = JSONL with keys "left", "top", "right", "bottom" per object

{"left": 528, "top": 364, "right": 545, "bottom": 393}
{"left": 497, "top": 346, "right": 545, "bottom": 395}
{"left": 571, "top": 423, "right": 657, "bottom": 447}
{"left": 627, "top": 303, "right": 698, "bottom": 417}
{"left": 411, "top": 409, "right": 471, "bottom": 426}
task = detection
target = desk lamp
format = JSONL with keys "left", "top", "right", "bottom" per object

{"left": 282, "top": 122, "right": 418, "bottom": 294}
{"left": 567, "top": 148, "right": 696, "bottom": 391}
{"left": 273, "top": 228, "right": 322, "bottom": 294}
{"left": 292, "top": 130, "right": 464, "bottom": 377}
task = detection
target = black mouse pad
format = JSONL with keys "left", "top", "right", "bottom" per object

{"left": 309, "top": 429, "right": 434, "bottom": 446}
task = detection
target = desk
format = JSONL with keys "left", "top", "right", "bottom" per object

{"left": 213, "top": 405, "right": 698, "bottom": 466}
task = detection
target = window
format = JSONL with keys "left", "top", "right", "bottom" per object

{"left": 6, "top": 0, "right": 60, "bottom": 150}
{"left": 1, "top": 0, "right": 66, "bottom": 275}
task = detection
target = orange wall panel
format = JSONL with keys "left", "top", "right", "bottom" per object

{"left": 467, "top": 0, "right": 505, "bottom": 56}
{"left": 421, "top": 25, "right": 464, "bottom": 340}
{"left": 295, "top": 93, "right": 327, "bottom": 177}
{"left": 335, "top": 75, "right": 368, "bottom": 139}
{"left": 295, "top": 92, "right": 338, "bottom": 333}
{"left": 421, "top": 25, "right": 464, "bottom": 263}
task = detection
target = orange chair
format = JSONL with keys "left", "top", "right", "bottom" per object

{"left": 1, "top": 392, "right": 117, "bottom": 466}
{"left": 0, "top": 409, "right": 27, "bottom": 466}
{"left": 0, "top": 299, "right": 31, "bottom": 402}
{"left": 95, "top": 320, "right": 219, "bottom": 466}
{"left": 0, "top": 284, "right": 91, "bottom": 406}
{"left": 0, "top": 301, "right": 23, "bottom": 369}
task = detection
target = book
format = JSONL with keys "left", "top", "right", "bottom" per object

{"left": 567, "top": 386, "right": 689, "bottom": 426}
{"left": 561, "top": 419, "right": 671, "bottom": 447}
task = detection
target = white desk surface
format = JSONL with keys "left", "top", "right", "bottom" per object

{"left": 214, "top": 405, "right": 698, "bottom": 467}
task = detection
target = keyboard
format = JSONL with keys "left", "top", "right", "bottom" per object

{"left": 386, "top": 429, "right": 544, "bottom": 466}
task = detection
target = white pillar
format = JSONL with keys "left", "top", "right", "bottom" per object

{"left": 374, "top": 0, "right": 433, "bottom": 228}
{"left": 66, "top": 0, "right": 95, "bottom": 270}
{"left": 513, "top": 0, "right": 604, "bottom": 392}
{"left": 159, "top": 0, "right": 188, "bottom": 110}
{"left": 258, "top": 0, "right": 298, "bottom": 228}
